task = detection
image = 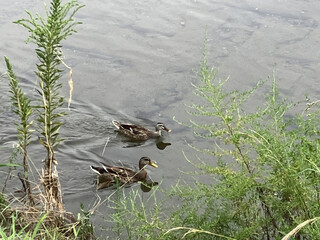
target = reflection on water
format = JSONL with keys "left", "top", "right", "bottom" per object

{"left": 93, "top": 176, "right": 158, "bottom": 192}
{"left": 140, "top": 179, "right": 159, "bottom": 192}
{"left": 156, "top": 141, "right": 171, "bottom": 150}
{"left": 113, "top": 130, "right": 172, "bottom": 150}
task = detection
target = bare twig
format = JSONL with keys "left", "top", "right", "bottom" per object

{"left": 164, "top": 227, "right": 236, "bottom": 240}
{"left": 281, "top": 217, "right": 320, "bottom": 240}
{"left": 101, "top": 137, "right": 110, "bottom": 156}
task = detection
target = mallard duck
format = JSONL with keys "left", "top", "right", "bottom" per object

{"left": 90, "top": 157, "right": 158, "bottom": 190}
{"left": 112, "top": 120, "right": 171, "bottom": 141}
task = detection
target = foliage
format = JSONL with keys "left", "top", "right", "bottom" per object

{"left": 14, "top": 0, "right": 83, "bottom": 160}
{"left": 108, "top": 37, "right": 320, "bottom": 239}
{"left": 73, "top": 203, "right": 95, "bottom": 240}
{"left": 1, "top": 1, "right": 91, "bottom": 239}
{"left": 107, "top": 186, "right": 168, "bottom": 240}
{"left": 4, "top": 57, "right": 33, "bottom": 151}
{"left": 0, "top": 193, "right": 7, "bottom": 212}
{"left": 106, "top": 183, "right": 237, "bottom": 240}
{"left": 0, "top": 212, "right": 47, "bottom": 240}
{"left": 170, "top": 37, "right": 320, "bottom": 239}
{"left": 0, "top": 205, "right": 94, "bottom": 240}
{"left": 4, "top": 56, "right": 35, "bottom": 206}
{"left": 0, "top": 163, "right": 20, "bottom": 168}
{"left": 7, "top": 0, "right": 84, "bottom": 211}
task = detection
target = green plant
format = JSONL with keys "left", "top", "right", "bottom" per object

{"left": 8, "top": 0, "right": 84, "bottom": 210}
{"left": 72, "top": 203, "right": 95, "bottom": 240}
{"left": 1, "top": 145, "right": 22, "bottom": 193}
{"left": 1, "top": 1, "right": 91, "bottom": 239}
{"left": 0, "top": 212, "right": 47, "bottom": 240}
{"left": 101, "top": 36, "right": 320, "bottom": 239}
{"left": 107, "top": 186, "right": 167, "bottom": 240}
{"left": 0, "top": 193, "right": 7, "bottom": 212}
{"left": 172, "top": 36, "right": 320, "bottom": 239}
{"left": 5, "top": 57, "right": 34, "bottom": 206}
{"left": 0, "top": 163, "right": 20, "bottom": 168}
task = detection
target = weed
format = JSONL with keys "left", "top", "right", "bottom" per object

{"left": 172, "top": 36, "right": 320, "bottom": 239}
{"left": 5, "top": 57, "right": 35, "bottom": 206}
{"left": 107, "top": 185, "right": 167, "bottom": 240}
{"left": 1, "top": 0, "right": 94, "bottom": 239}
{"left": 11, "top": 0, "right": 84, "bottom": 210}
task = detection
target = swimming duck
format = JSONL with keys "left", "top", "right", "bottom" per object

{"left": 112, "top": 120, "right": 171, "bottom": 141}
{"left": 90, "top": 157, "right": 158, "bottom": 189}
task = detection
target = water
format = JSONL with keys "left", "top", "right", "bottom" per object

{"left": 1, "top": 0, "right": 320, "bottom": 237}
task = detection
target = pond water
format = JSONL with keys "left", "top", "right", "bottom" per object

{"left": 1, "top": 0, "right": 320, "bottom": 237}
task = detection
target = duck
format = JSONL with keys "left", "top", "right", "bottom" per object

{"left": 112, "top": 120, "right": 171, "bottom": 141}
{"left": 90, "top": 157, "right": 158, "bottom": 190}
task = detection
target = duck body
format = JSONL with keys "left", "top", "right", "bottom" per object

{"left": 112, "top": 120, "right": 171, "bottom": 141}
{"left": 91, "top": 157, "right": 158, "bottom": 190}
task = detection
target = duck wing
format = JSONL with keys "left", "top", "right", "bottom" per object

{"left": 113, "top": 121, "right": 144, "bottom": 132}
{"left": 113, "top": 121, "right": 152, "bottom": 140}
{"left": 102, "top": 162, "right": 148, "bottom": 182}
{"left": 101, "top": 163, "right": 137, "bottom": 178}
{"left": 120, "top": 124, "right": 150, "bottom": 134}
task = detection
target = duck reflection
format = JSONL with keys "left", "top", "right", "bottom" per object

{"left": 119, "top": 139, "right": 171, "bottom": 150}
{"left": 140, "top": 179, "right": 158, "bottom": 192}
{"left": 156, "top": 141, "right": 171, "bottom": 150}
{"left": 113, "top": 133, "right": 172, "bottom": 150}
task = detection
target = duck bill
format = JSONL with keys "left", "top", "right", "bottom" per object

{"left": 164, "top": 127, "right": 171, "bottom": 132}
{"left": 149, "top": 161, "right": 158, "bottom": 168}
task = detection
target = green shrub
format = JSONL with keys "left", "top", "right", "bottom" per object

{"left": 105, "top": 36, "right": 320, "bottom": 239}
{"left": 171, "top": 37, "right": 320, "bottom": 239}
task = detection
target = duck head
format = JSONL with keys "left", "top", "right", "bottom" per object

{"left": 139, "top": 156, "right": 158, "bottom": 169}
{"left": 155, "top": 123, "right": 171, "bottom": 136}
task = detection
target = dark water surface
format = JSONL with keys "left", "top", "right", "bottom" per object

{"left": 1, "top": 0, "right": 320, "bottom": 237}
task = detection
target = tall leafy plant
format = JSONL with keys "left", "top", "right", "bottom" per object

{"left": 5, "top": 57, "right": 34, "bottom": 206}
{"left": 9, "top": 0, "right": 83, "bottom": 210}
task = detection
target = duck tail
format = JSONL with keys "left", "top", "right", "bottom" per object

{"left": 90, "top": 165, "right": 108, "bottom": 175}
{"left": 112, "top": 120, "right": 121, "bottom": 129}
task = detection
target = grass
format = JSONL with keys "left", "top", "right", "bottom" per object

{"left": 107, "top": 185, "right": 165, "bottom": 240}
{"left": 0, "top": 206, "right": 94, "bottom": 239}
{"left": 0, "top": 212, "right": 47, "bottom": 240}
